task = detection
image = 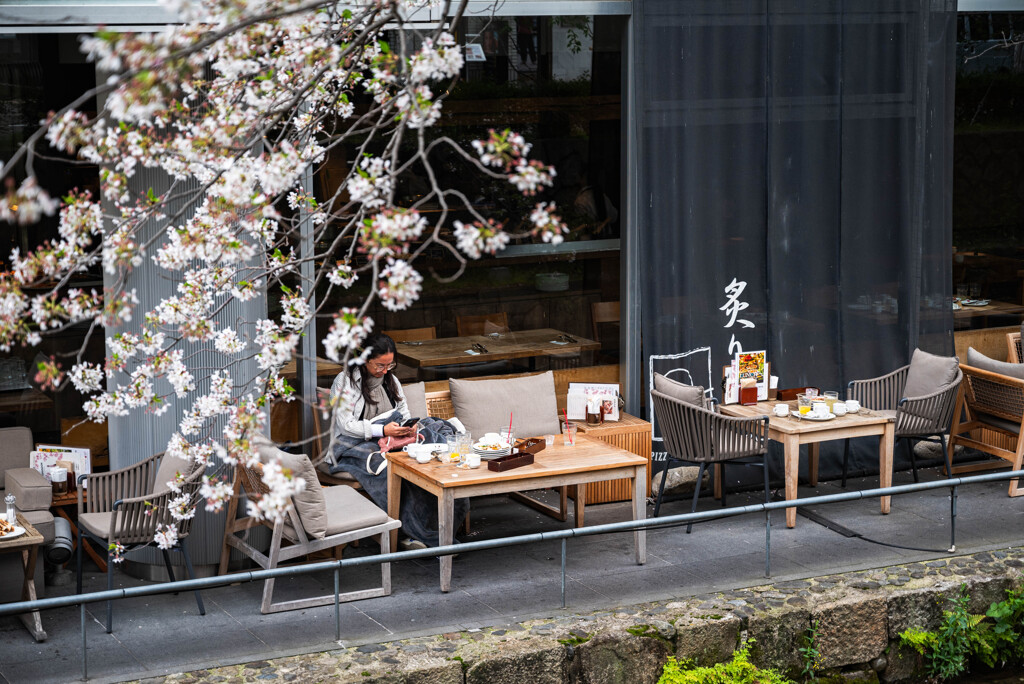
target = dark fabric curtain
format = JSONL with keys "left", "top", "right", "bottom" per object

{"left": 636, "top": 0, "right": 957, "bottom": 480}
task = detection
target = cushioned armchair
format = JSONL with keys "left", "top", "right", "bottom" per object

{"left": 842, "top": 349, "right": 962, "bottom": 486}
{"left": 650, "top": 373, "right": 770, "bottom": 529}
{"left": 0, "top": 427, "right": 54, "bottom": 603}
{"left": 77, "top": 451, "right": 206, "bottom": 633}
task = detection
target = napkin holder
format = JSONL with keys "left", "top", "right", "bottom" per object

{"left": 487, "top": 452, "right": 535, "bottom": 472}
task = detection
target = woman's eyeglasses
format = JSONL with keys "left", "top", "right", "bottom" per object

{"left": 368, "top": 361, "right": 398, "bottom": 372}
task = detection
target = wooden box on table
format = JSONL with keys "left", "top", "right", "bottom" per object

{"left": 573, "top": 412, "right": 652, "bottom": 503}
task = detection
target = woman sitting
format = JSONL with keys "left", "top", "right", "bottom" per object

{"left": 327, "top": 332, "right": 467, "bottom": 550}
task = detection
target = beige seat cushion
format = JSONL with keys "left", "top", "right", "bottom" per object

{"left": 257, "top": 443, "right": 327, "bottom": 540}
{"left": 322, "top": 484, "right": 390, "bottom": 536}
{"left": 79, "top": 511, "right": 113, "bottom": 539}
{"left": 449, "top": 371, "right": 561, "bottom": 439}
{"left": 20, "top": 509, "right": 54, "bottom": 543}
{"left": 402, "top": 381, "right": 429, "bottom": 420}
{"left": 316, "top": 460, "right": 357, "bottom": 481}
{"left": 903, "top": 348, "right": 960, "bottom": 398}
{"left": 6, "top": 467, "right": 51, "bottom": 511}
{"left": 653, "top": 372, "right": 706, "bottom": 408}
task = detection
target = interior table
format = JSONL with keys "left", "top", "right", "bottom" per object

{"left": 0, "top": 513, "right": 47, "bottom": 641}
{"left": 718, "top": 401, "right": 896, "bottom": 528}
{"left": 393, "top": 328, "right": 600, "bottom": 368}
{"left": 386, "top": 434, "right": 647, "bottom": 592}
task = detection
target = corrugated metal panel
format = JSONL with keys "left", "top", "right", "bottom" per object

{"left": 104, "top": 164, "right": 267, "bottom": 569}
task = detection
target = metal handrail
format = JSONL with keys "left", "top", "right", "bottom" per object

{"left": 4, "top": 469, "right": 1022, "bottom": 680}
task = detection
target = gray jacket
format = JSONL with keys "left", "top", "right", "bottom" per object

{"left": 329, "top": 367, "right": 410, "bottom": 441}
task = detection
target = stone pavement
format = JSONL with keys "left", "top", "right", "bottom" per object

{"left": 1, "top": 464, "right": 1023, "bottom": 683}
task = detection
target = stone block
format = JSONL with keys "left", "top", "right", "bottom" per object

{"left": 813, "top": 595, "right": 887, "bottom": 669}
{"left": 880, "top": 640, "right": 925, "bottom": 683}
{"left": 672, "top": 614, "right": 741, "bottom": 667}
{"left": 887, "top": 586, "right": 947, "bottom": 639}
{"left": 747, "top": 606, "right": 809, "bottom": 673}
{"left": 465, "top": 642, "right": 566, "bottom": 684}
{"left": 965, "top": 575, "right": 1014, "bottom": 615}
{"left": 575, "top": 627, "right": 672, "bottom": 684}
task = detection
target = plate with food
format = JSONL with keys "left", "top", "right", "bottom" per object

{"left": 0, "top": 516, "right": 25, "bottom": 540}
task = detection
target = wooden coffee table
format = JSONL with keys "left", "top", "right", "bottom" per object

{"left": 0, "top": 513, "right": 47, "bottom": 641}
{"left": 387, "top": 434, "right": 648, "bottom": 592}
{"left": 719, "top": 401, "right": 896, "bottom": 528}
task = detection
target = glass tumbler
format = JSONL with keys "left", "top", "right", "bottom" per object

{"left": 797, "top": 393, "right": 812, "bottom": 415}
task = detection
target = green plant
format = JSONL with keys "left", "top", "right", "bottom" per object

{"left": 658, "top": 640, "right": 794, "bottom": 684}
{"left": 977, "top": 586, "right": 1024, "bottom": 667}
{"left": 798, "top": 620, "right": 822, "bottom": 682}
{"left": 900, "top": 584, "right": 987, "bottom": 681}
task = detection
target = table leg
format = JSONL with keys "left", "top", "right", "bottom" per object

{"left": 784, "top": 434, "right": 800, "bottom": 528}
{"left": 387, "top": 467, "right": 401, "bottom": 553}
{"left": 574, "top": 483, "right": 586, "bottom": 527}
{"left": 20, "top": 546, "right": 47, "bottom": 642}
{"left": 713, "top": 463, "right": 723, "bottom": 499}
{"left": 438, "top": 490, "right": 454, "bottom": 593}
{"left": 634, "top": 466, "right": 647, "bottom": 565}
{"left": 808, "top": 444, "right": 819, "bottom": 487}
{"left": 879, "top": 423, "right": 895, "bottom": 514}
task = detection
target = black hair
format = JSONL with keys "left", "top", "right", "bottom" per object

{"left": 351, "top": 332, "right": 400, "bottom": 407}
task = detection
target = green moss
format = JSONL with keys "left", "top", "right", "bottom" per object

{"left": 627, "top": 624, "right": 671, "bottom": 645}
{"left": 558, "top": 632, "right": 592, "bottom": 647}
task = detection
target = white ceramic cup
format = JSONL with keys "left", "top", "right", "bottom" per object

{"left": 773, "top": 404, "right": 789, "bottom": 417}
{"left": 833, "top": 403, "right": 848, "bottom": 416}
{"left": 845, "top": 399, "right": 861, "bottom": 412}
{"left": 415, "top": 452, "right": 433, "bottom": 464}
{"left": 813, "top": 401, "right": 830, "bottom": 417}
{"left": 465, "top": 453, "right": 482, "bottom": 469}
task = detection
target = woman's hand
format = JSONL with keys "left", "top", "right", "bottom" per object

{"left": 383, "top": 421, "right": 413, "bottom": 438}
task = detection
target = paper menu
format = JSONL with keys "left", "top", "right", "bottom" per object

{"left": 30, "top": 445, "right": 91, "bottom": 488}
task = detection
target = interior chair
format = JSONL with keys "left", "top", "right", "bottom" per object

{"left": 842, "top": 349, "right": 962, "bottom": 487}
{"left": 946, "top": 347, "right": 1024, "bottom": 496}
{"left": 1007, "top": 331, "right": 1022, "bottom": 363}
{"left": 456, "top": 312, "right": 509, "bottom": 337}
{"left": 76, "top": 451, "right": 206, "bottom": 633}
{"left": 218, "top": 444, "right": 401, "bottom": 613}
{"left": 650, "top": 375, "right": 770, "bottom": 528}
{"left": 591, "top": 301, "right": 620, "bottom": 364}
{"left": 383, "top": 326, "right": 436, "bottom": 382}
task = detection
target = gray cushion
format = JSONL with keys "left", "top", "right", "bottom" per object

{"left": 975, "top": 411, "right": 1021, "bottom": 435}
{"left": 449, "top": 371, "right": 561, "bottom": 440}
{"left": 653, "top": 373, "right": 705, "bottom": 408}
{"left": 153, "top": 452, "right": 192, "bottom": 494}
{"left": 902, "top": 348, "right": 960, "bottom": 398}
{"left": 21, "top": 510, "right": 54, "bottom": 544}
{"left": 966, "top": 347, "right": 1024, "bottom": 381}
{"left": 0, "top": 426, "right": 33, "bottom": 490}
{"left": 5, "top": 467, "right": 51, "bottom": 511}
{"left": 402, "top": 381, "right": 429, "bottom": 420}
{"left": 322, "top": 484, "right": 390, "bottom": 536}
{"left": 256, "top": 443, "right": 327, "bottom": 540}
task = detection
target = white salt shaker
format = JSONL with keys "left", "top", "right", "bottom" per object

{"left": 4, "top": 492, "right": 15, "bottom": 523}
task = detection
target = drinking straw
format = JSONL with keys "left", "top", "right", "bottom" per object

{"left": 563, "top": 408, "right": 573, "bottom": 444}
{"left": 507, "top": 412, "right": 514, "bottom": 444}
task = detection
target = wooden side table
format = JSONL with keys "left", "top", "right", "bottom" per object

{"left": 51, "top": 489, "right": 107, "bottom": 572}
{"left": 0, "top": 513, "right": 47, "bottom": 641}
{"left": 574, "top": 412, "right": 653, "bottom": 503}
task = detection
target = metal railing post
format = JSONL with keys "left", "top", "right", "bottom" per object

{"left": 81, "top": 602, "right": 87, "bottom": 680}
{"left": 561, "top": 538, "right": 567, "bottom": 609}
{"left": 950, "top": 484, "right": 958, "bottom": 552}
{"left": 764, "top": 509, "right": 771, "bottom": 578}
{"left": 334, "top": 568, "right": 341, "bottom": 642}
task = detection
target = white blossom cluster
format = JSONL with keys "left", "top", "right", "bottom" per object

{"left": 378, "top": 258, "right": 423, "bottom": 311}
{"left": 453, "top": 220, "right": 510, "bottom": 259}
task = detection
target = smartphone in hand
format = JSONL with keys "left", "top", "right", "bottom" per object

{"left": 401, "top": 417, "right": 420, "bottom": 428}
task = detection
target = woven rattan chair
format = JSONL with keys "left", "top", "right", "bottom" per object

{"left": 946, "top": 364, "right": 1024, "bottom": 496}
{"left": 218, "top": 459, "right": 401, "bottom": 613}
{"left": 1007, "top": 332, "right": 1022, "bottom": 363}
{"left": 842, "top": 366, "right": 963, "bottom": 486}
{"left": 650, "top": 389, "right": 770, "bottom": 529}
{"left": 76, "top": 452, "right": 206, "bottom": 633}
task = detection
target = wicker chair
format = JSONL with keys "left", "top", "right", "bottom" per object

{"left": 947, "top": 364, "right": 1024, "bottom": 496}
{"left": 1007, "top": 332, "right": 1022, "bottom": 363}
{"left": 219, "top": 459, "right": 401, "bottom": 613}
{"left": 76, "top": 452, "right": 206, "bottom": 634}
{"left": 842, "top": 366, "right": 963, "bottom": 486}
{"left": 650, "top": 389, "right": 769, "bottom": 529}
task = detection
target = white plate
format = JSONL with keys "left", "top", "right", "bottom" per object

{"left": 0, "top": 525, "right": 26, "bottom": 540}
{"left": 791, "top": 411, "right": 835, "bottom": 421}
{"left": 962, "top": 300, "right": 991, "bottom": 307}
{"left": 473, "top": 441, "right": 510, "bottom": 453}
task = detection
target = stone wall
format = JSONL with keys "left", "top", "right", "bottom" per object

{"left": 153, "top": 549, "right": 1024, "bottom": 684}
